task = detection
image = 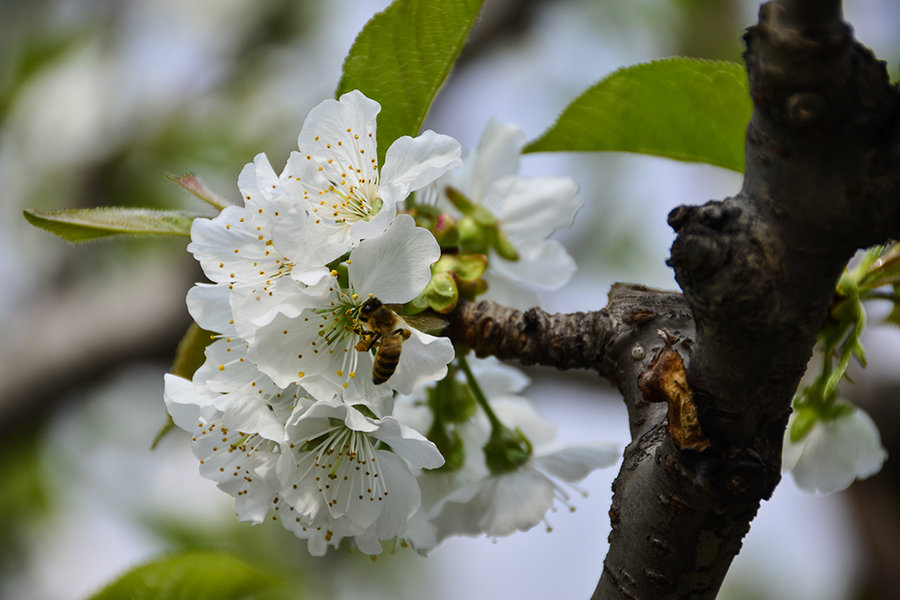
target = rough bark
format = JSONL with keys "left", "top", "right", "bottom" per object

{"left": 444, "top": 1, "right": 900, "bottom": 598}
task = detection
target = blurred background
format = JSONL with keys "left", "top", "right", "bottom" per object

{"left": 2, "top": 0, "right": 899, "bottom": 598}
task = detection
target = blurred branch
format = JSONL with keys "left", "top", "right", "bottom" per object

{"left": 0, "top": 261, "right": 194, "bottom": 437}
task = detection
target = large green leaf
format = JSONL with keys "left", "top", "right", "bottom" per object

{"left": 88, "top": 551, "right": 283, "bottom": 600}
{"left": 525, "top": 58, "right": 751, "bottom": 172}
{"left": 23, "top": 207, "right": 196, "bottom": 241}
{"left": 336, "top": 0, "right": 483, "bottom": 164}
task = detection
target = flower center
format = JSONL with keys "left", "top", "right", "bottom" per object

{"left": 304, "top": 421, "right": 388, "bottom": 513}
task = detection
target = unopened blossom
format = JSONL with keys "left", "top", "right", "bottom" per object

{"left": 249, "top": 214, "right": 455, "bottom": 403}
{"left": 783, "top": 403, "right": 887, "bottom": 494}
{"left": 432, "top": 118, "right": 580, "bottom": 309}
{"left": 282, "top": 89, "right": 461, "bottom": 248}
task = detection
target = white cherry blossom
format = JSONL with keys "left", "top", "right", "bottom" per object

{"left": 433, "top": 118, "right": 580, "bottom": 309}
{"left": 282, "top": 89, "right": 461, "bottom": 247}
{"left": 429, "top": 396, "right": 618, "bottom": 541}
{"left": 396, "top": 358, "right": 618, "bottom": 550}
{"left": 164, "top": 372, "right": 303, "bottom": 524}
{"left": 783, "top": 403, "right": 887, "bottom": 494}
{"left": 275, "top": 398, "right": 444, "bottom": 555}
{"left": 187, "top": 153, "right": 339, "bottom": 339}
{"left": 248, "top": 214, "right": 455, "bottom": 402}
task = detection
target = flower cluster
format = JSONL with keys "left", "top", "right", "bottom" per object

{"left": 165, "top": 90, "right": 616, "bottom": 555}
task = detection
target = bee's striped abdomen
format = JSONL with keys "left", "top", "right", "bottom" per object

{"left": 372, "top": 342, "right": 402, "bottom": 384}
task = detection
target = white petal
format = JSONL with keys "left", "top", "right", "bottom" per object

{"left": 229, "top": 276, "right": 310, "bottom": 337}
{"left": 491, "top": 396, "right": 558, "bottom": 447}
{"left": 349, "top": 214, "right": 440, "bottom": 302}
{"left": 468, "top": 356, "right": 531, "bottom": 397}
{"left": 489, "top": 175, "right": 580, "bottom": 242}
{"left": 248, "top": 311, "right": 322, "bottom": 389}
{"left": 467, "top": 118, "right": 526, "bottom": 201}
{"left": 479, "top": 469, "right": 555, "bottom": 536}
{"left": 786, "top": 407, "right": 887, "bottom": 494}
{"left": 186, "top": 283, "right": 234, "bottom": 334}
{"left": 533, "top": 444, "right": 620, "bottom": 481}
{"left": 347, "top": 198, "right": 396, "bottom": 242}
{"left": 381, "top": 130, "right": 462, "bottom": 200}
{"left": 272, "top": 208, "right": 350, "bottom": 273}
{"left": 369, "top": 416, "right": 445, "bottom": 470}
{"left": 389, "top": 328, "right": 455, "bottom": 396}
{"left": 238, "top": 153, "right": 280, "bottom": 213}
{"left": 371, "top": 449, "right": 423, "bottom": 538}
{"left": 479, "top": 270, "right": 540, "bottom": 310}
{"left": 163, "top": 374, "right": 208, "bottom": 430}
{"left": 489, "top": 239, "right": 577, "bottom": 291}
{"left": 297, "top": 90, "right": 380, "bottom": 160}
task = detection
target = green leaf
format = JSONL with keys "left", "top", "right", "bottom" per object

{"left": 23, "top": 207, "right": 197, "bottom": 241}
{"left": 886, "top": 284, "right": 900, "bottom": 327}
{"left": 525, "top": 58, "right": 752, "bottom": 172}
{"left": 88, "top": 551, "right": 283, "bottom": 600}
{"left": 171, "top": 323, "right": 215, "bottom": 380}
{"left": 336, "top": 0, "right": 483, "bottom": 164}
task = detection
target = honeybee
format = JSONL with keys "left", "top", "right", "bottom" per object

{"left": 355, "top": 297, "right": 411, "bottom": 384}
{"left": 353, "top": 297, "right": 446, "bottom": 384}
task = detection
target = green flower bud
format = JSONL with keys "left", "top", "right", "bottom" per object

{"left": 425, "top": 271, "right": 459, "bottom": 314}
{"left": 483, "top": 425, "right": 532, "bottom": 475}
{"left": 458, "top": 215, "right": 488, "bottom": 254}
{"left": 427, "top": 424, "right": 466, "bottom": 472}
{"left": 444, "top": 186, "right": 476, "bottom": 215}
{"left": 492, "top": 228, "right": 519, "bottom": 261}
{"left": 433, "top": 213, "right": 459, "bottom": 247}
{"left": 452, "top": 254, "right": 488, "bottom": 281}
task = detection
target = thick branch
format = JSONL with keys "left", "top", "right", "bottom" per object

{"left": 445, "top": 285, "right": 688, "bottom": 382}
{"left": 445, "top": 298, "right": 615, "bottom": 372}
{"left": 594, "top": 1, "right": 900, "bottom": 598}
{"left": 447, "top": 3, "right": 900, "bottom": 599}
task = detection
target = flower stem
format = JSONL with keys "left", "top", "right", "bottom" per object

{"left": 456, "top": 353, "right": 502, "bottom": 430}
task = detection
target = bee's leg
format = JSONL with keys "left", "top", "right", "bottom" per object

{"left": 395, "top": 328, "right": 411, "bottom": 340}
{"left": 355, "top": 330, "right": 379, "bottom": 352}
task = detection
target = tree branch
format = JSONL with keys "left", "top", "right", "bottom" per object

{"left": 598, "top": 1, "right": 900, "bottom": 597}
{"left": 445, "top": 1, "right": 900, "bottom": 598}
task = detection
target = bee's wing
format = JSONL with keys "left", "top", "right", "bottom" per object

{"left": 385, "top": 305, "right": 449, "bottom": 335}
{"left": 403, "top": 313, "right": 449, "bottom": 335}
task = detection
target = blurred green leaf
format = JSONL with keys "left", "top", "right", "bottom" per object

{"left": 87, "top": 550, "right": 284, "bottom": 600}
{"left": 23, "top": 207, "right": 197, "bottom": 241}
{"left": 525, "top": 58, "right": 751, "bottom": 172}
{"left": 0, "top": 431, "right": 50, "bottom": 564}
{"left": 336, "top": 0, "right": 483, "bottom": 164}
{"left": 171, "top": 323, "right": 215, "bottom": 380}
{"left": 886, "top": 284, "right": 900, "bottom": 327}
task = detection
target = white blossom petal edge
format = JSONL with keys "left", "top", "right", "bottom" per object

{"left": 783, "top": 404, "right": 887, "bottom": 494}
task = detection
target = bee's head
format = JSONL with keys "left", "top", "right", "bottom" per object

{"left": 359, "top": 297, "right": 383, "bottom": 317}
